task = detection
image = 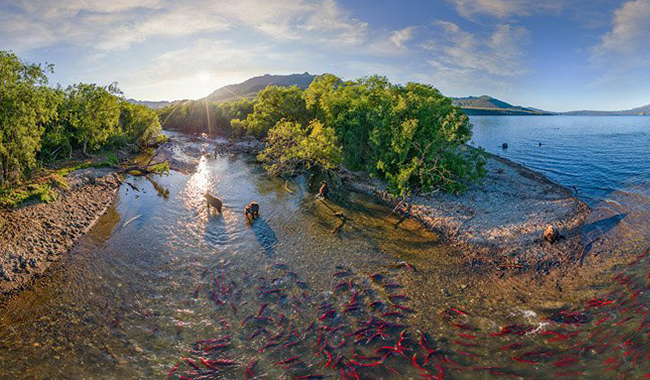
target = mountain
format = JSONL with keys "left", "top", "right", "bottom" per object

{"left": 452, "top": 96, "right": 553, "bottom": 115}
{"left": 563, "top": 104, "right": 650, "bottom": 116}
{"left": 626, "top": 104, "right": 650, "bottom": 115}
{"left": 202, "top": 73, "right": 317, "bottom": 103}
{"left": 127, "top": 98, "right": 176, "bottom": 109}
{"left": 127, "top": 75, "right": 649, "bottom": 116}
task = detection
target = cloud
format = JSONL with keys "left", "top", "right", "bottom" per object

{"left": 96, "top": 7, "right": 231, "bottom": 51}
{"left": 119, "top": 38, "right": 314, "bottom": 100}
{"left": 413, "top": 21, "right": 531, "bottom": 95}
{"left": 445, "top": 0, "right": 589, "bottom": 19}
{"left": 424, "top": 21, "right": 530, "bottom": 77}
{"left": 390, "top": 26, "right": 417, "bottom": 49}
{"left": 0, "top": 0, "right": 370, "bottom": 52}
{"left": 447, "top": 0, "right": 530, "bottom": 18}
{"left": 592, "top": 0, "right": 650, "bottom": 64}
{"left": 299, "top": 0, "right": 369, "bottom": 45}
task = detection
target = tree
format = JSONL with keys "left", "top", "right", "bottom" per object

{"left": 303, "top": 73, "right": 342, "bottom": 121}
{"left": 61, "top": 83, "right": 121, "bottom": 155}
{"left": 118, "top": 100, "right": 163, "bottom": 147}
{"left": 232, "top": 85, "right": 308, "bottom": 138}
{"left": 0, "top": 51, "right": 58, "bottom": 185}
{"left": 159, "top": 98, "right": 254, "bottom": 137}
{"left": 258, "top": 119, "right": 341, "bottom": 176}
{"left": 369, "top": 82, "right": 485, "bottom": 196}
{"left": 304, "top": 76, "right": 485, "bottom": 196}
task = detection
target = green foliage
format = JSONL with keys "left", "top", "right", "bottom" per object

{"left": 149, "top": 161, "right": 170, "bottom": 176}
{"left": 106, "top": 152, "right": 118, "bottom": 166}
{"left": 160, "top": 98, "right": 254, "bottom": 137}
{"left": 233, "top": 86, "right": 309, "bottom": 138}
{"left": 258, "top": 119, "right": 341, "bottom": 176}
{"left": 0, "top": 182, "right": 57, "bottom": 208}
{"left": 49, "top": 173, "right": 68, "bottom": 190}
{"left": 118, "top": 100, "right": 163, "bottom": 147}
{"left": 261, "top": 74, "right": 486, "bottom": 196}
{"left": 0, "top": 50, "right": 164, "bottom": 189}
{"left": 0, "top": 51, "right": 58, "bottom": 185}
{"left": 60, "top": 83, "right": 121, "bottom": 154}
{"left": 367, "top": 82, "right": 485, "bottom": 196}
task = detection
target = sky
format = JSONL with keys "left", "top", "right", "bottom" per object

{"left": 1, "top": 0, "right": 649, "bottom": 112}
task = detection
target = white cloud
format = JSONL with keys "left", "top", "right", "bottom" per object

{"left": 96, "top": 7, "right": 230, "bottom": 51}
{"left": 424, "top": 21, "right": 530, "bottom": 77}
{"left": 390, "top": 26, "right": 417, "bottom": 49}
{"left": 0, "top": 0, "right": 370, "bottom": 52}
{"left": 592, "top": 0, "right": 650, "bottom": 63}
{"left": 119, "top": 39, "right": 314, "bottom": 100}
{"left": 415, "top": 21, "right": 530, "bottom": 94}
{"left": 446, "top": 0, "right": 581, "bottom": 19}
{"left": 447, "top": 0, "right": 529, "bottom": 18}
{"left": 300, "top": 0, "right": 369, "bottom": 45}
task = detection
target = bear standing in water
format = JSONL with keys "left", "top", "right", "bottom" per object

{"left": 204, "top": 193, "right": 223, "bottom": 214}
{"left": 244, "top": 202, "right": 259, "bottom": 221}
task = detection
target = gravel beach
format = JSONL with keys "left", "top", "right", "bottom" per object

{"left": 0, "top": 168, "right": 121, "bottom": 298}
{"left": 342, "top": 151, "right": 590, "bottom": 270}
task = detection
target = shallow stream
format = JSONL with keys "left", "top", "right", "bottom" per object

{"left": 0, "top": 120, "right": 649, "bottom": 379}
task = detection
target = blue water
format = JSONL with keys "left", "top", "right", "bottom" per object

{"left": 470, "top": 116, "right": 650, "bottom": 207}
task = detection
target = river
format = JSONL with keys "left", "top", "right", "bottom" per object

{"left": 0, "top": 117, "right": 649, "bottom": 379}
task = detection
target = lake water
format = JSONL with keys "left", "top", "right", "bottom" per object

{"left": 1, "top": 121, "right": 650, "bottom": 379}
{"left": 470, "top": 116, "right": 650, "bottom": 206}
{"left": 471, "top": 115, "right": 650, "bottom": 256}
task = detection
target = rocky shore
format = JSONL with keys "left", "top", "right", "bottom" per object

{"left": 161, "top": 133, "right": 591, "bottom": 270}
{"left": 341, "top": 151, "right": 590, "bottom": 271}
{"left": 0, "top": 168, "right": 121, "bottom": 298}
{"left": 0, "top": 135, "right": 590, "bottom": 300}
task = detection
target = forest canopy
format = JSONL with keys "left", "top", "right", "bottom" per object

{"left": 0, "top": 51, "right": 163, "bottom": 186}
{"left": 161, "top": 74, "right": 485, "bottom": 196}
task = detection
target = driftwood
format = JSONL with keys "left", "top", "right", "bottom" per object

{"left": 121, "top": 148, "right": 166, "bottom": 176}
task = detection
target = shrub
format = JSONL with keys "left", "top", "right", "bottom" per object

{"left": 256, "top": 74, "right": 486, "bottom": 196}
{"left": 0, "top": 51, "right": 58, "bottom": 185}
{"left": 258, "top": 119, "right": 341, "bottom": 176}
{"left": 232, "top": 86, "right": 308, "bottom": 139}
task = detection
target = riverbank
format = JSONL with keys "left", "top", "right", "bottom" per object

{"left": 341, "top": 150, "right": 590, "bottom": 271}
{"left": 161, "top": 133, "right": 591, "bottom": 270}
{"left": 0, "top": 134, "right": 589, "bottom": 301}
{"left": 0, "top": 168, "right": 121, "bottom": 299}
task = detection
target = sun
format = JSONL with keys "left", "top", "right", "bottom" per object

{"left": 196, "top": 71, "right": 211, "bottom": 83}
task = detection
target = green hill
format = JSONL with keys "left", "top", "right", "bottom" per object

{"left": 451, "top": 95, "right": 552, "bottom": 115}
{"left": 202, "top": 73, "right": 316, "bottom": 103}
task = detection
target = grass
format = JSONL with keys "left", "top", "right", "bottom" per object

{"left": 0, "top": 183, "right": 57, "bottom": 208}
{"left": 0, "top": 151, "right": 120, "bottom": 209}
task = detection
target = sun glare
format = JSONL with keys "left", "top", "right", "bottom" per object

{"left": 197, "top": 71, "right": 211, "bottom": 83}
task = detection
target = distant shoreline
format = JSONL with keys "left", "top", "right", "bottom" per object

{"left": 463, "top": 109, "right": 649, "bottom": 116}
